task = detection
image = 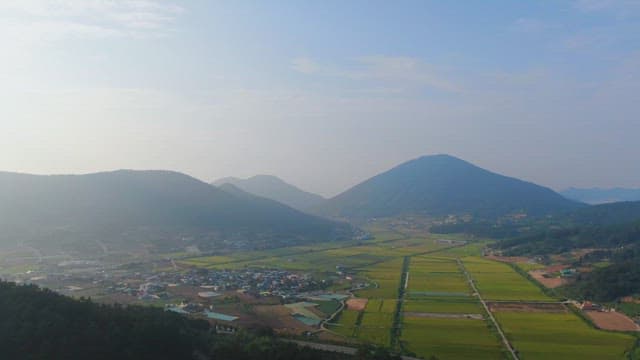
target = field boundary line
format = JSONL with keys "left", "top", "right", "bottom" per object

{"left": 458, "top": 258, "right": 519, "bottom": 360}
{"left": 391, "top": 256, "right": 410, "bottom": 351}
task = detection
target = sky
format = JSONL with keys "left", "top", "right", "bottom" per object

{"left": 0, "top": 0, "right": 639, "bottom": 197}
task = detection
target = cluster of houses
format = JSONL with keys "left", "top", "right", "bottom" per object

{"left": 580, "top": 301, "right": 604, "bottom": 311}
{"left": 166, "top": 268, "right": 324, "bottom": 297}
{"left": 106, "top": 268, "right": 325, "bottom": 301}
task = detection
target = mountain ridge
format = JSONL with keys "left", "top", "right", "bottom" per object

{"left": 561, "top": 187, "right": 640, "bottom": 204}
{"left": 0, "top": 170, "right": 352, "bottom": 254}
{"left": 213, "top": 174, "right": 325, "bottom": 211}
{"left": 313, "top": 154, "right": 583, "bottom": 219}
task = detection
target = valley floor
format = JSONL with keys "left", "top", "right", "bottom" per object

{"left": 6, "top": 219, "right": 638, "bottom": 360}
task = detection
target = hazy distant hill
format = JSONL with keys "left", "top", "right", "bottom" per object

{"left": 561, "top": 187, "right": 640, "bottom": 205}
{"left": 213, "top": 175, "right": 325, "bottom": 211}
{"left": 313, "top": 154, "right": 583, "bottom": 219}
{"left": 0, "top": 170, "right": 352, "bottom": 254}
{"left": 561, "top": 201, "right": 640, "bottom": 226}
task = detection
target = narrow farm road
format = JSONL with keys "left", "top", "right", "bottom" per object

{"left": 287, "top": 340, "right": 422, "bottom": 360}
{"left": 457, "top": 258, "right": 520, "bottom": 360}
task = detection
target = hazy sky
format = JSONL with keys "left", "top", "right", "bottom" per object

{"left": 1, "top": 0, "right": 639, "bottom": 197}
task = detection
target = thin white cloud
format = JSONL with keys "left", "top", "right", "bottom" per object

{"left": 346, "top": 56, "right": 461, "bottom": 93}
{"left": 291, "top": 55, "right": 461, "bottom": 93}
{"left": 291, "top": 57, "right": 321, "bottom": 74}
{"left": 574, "top": 0, "right": 640, "bottom": 15}
{"left": 0, "top": 0, "right": 184, "bottom": 39}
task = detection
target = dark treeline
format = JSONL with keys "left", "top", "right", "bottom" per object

{"left": 0, "top": 282, "right": 397, "bottom": 360}
{"left": 430, "top": 221, "right": 526, "bottom": 239}
{"left": 490, "top": 220, "right": 640, "bottom": 302}
{"left": 493, "top": 220, "right": 640, "bottom": 256}
{"left": 567, "top": 246, "right": 640, "bottom": 302}
{"left": 566, "top": 258, "right": 640, "bottom": 302}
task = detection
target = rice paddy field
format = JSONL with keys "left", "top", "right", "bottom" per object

{"left": 407, "top": 256, "right": 470, "bottom": 296}
{"left": 462, "top": 257, "right": 552, "bottom": 301}
{"left": 398, "top": 254, "right": 504, "bottom": 359}
{"left": 327, "top": 308, "right": 360, "bottom": 337}
{"left": 180, "top": 224, "right": 638, "bottom": 359}
{"left": 403, "top": 297, "right": 482, "bottom": 314}
{"left": 401, "top": 316, "right": 505, "bottom": 360}
{"left": 179, "top": 234, "right": 449, "bottom": 273}
{"left": 495, "top": 312, "right": 636, "bottom": 360}
{"left": 354, "top": 259, "right": 403, "bottom": 299}
{"left": 359, "top": 310, "right": 394, "bottom": 345}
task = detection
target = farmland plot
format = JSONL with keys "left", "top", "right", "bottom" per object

{"left": 463, "top": 257, "right": 552, "bottom": 301}
{"left": 495, "top": 312, "right": 636, "bottom": 360}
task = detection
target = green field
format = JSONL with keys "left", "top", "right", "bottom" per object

{"left": 401, "top": 316, "right": 504, "bottom": 360}
{"left": 328, "top": 309, "right": 360, "bottom": 337}
{"left": 407, "top": 256, "right": 470, "bottom": 295}
{"left": 354, "top": 259, "right": 403, "bottom": 299}
{"left": 403, "top": 298, "right": 482, "bottom": 314}
{"left": 179, "top": 234, "right": 451, "bottom": 273}
{"left": 359, "top": 311, "right": 394, "bottom": 344}
{"left": 496, "top": 312, "right": 636, "bottom": 360}
{"left": 184, "top": 227, "right": 636, "bottom": 360}
{"left": 463, "top": 257, "right": 552, "bottom": 301}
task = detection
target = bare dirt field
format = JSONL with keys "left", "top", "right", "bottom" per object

{"left": 529, "top": 270, "right": 568, "bottom": 288}
{"left": 403, "top": 312, "right": 483, "bottom": 320}
{"left": 486, "top": 255, "right": 530, "bottom": 263}
{"left": 346, "top": 298, "right": 368, "bottom": 311}
{"left": 489, "top": 302, "right": 567, "bottom": 313}
{"left": 586, "top": 311, "right": 640, "bottom": 331}
{"left": 250, "top": 305, "right": 314, "bottom": 334}
{"left": 544, "top": 264, "right": 569, "bottom": 273}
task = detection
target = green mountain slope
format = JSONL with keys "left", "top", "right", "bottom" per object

{"left": 313, "top": 154, "right": 583, "bottom": 219}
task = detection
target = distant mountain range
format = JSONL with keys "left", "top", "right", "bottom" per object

{"left": 560, "top": 187, "right": 640, "bottom": 205}
{"left": 312, "top": 154, "right": 583, "bottom": 219}
{"left": 213, "top": 175, "right": 325, "bottom": 211}
{"left": 0, "top": 170, "right": 352, "bottom": 254}
{"left": 561, "top": 200, "right": 640, "bottom": 226}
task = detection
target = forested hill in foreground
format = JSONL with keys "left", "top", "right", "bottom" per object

{"left": 0, "top": 281, "right": 370, "bottom": 360}
{"left": 0, "top": 170, "right": 353, "bottom": 253}
{"left": 213, "top": 175, "right": 325, "bottom": 211}
{"left": 313, "top": 154, "right": 583, "bottom": 220}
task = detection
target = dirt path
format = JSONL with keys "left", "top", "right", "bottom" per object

{"left": 403, "top": 312, "right": 483, "bottom": 320}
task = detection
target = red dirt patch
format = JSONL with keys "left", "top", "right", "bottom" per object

{"left": 529, "top": 270, "right": 568, "bottom": 289}
{"left": 586, "top": 311, "right": 640, "bottom": 332}
{"left": 346, "top": 298, "right": 368, "bottom": 311}
{"left": 544, "top": 264, "right": 569, "bottom": 273}
{"left": 250, "top": 305, "right": 314, "bottom": 334}
{"left": 487, "top": 255, "right": 531, "bottom": 263}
